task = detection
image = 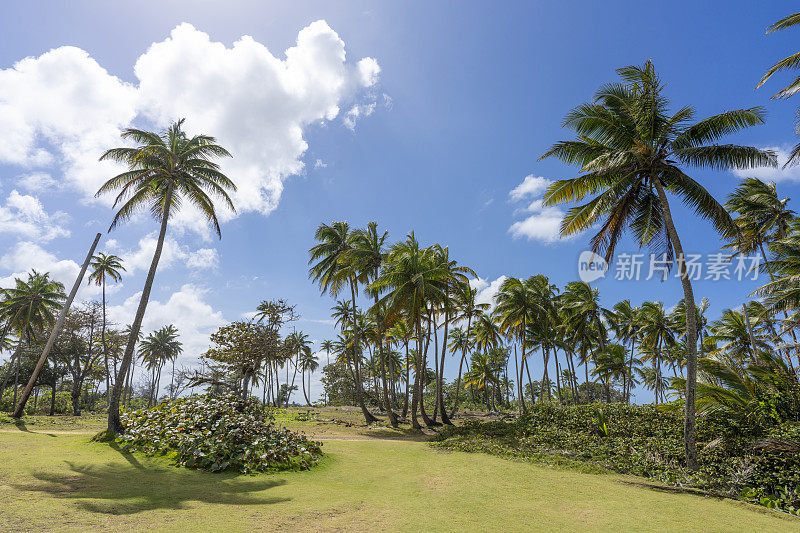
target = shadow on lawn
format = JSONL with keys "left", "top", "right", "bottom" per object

{"left": 13, "top": 444, "right": 292, "bottom": 515}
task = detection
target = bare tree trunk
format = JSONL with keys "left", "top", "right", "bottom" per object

{"left": 13, "top": 233, "right": 101, "bottom": 418}
{"left": 108, "top": 187, "right": 173, "bottom": 435}
{"left": 653, "top": 179, "right": 698, "bottom": 470}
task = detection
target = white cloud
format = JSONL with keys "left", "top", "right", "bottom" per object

{"left": 0, "top": 190, "right": 70, "bottom": 242}
{"left": 186, "top": 248, "right": 219, "bottom": 270}
{"left": 0, "top": 21, "right": 380, "bottom": 236}
{"left": 469, "top": 275, "right": 507, "bottom": 310}
{"left": 509, "top": 175, "right": 552, "bottom": 201}
{"left": 732, "top": 145, "right": 800, "bottom": 182}
{"left": 313, "top": 159, "right": 327, "bottom": 169}
{"left": 343, "top": 101, "right": 376, "bottom": 130}
{"left": 508, "top": 201, "right": 567, "bottom": 243}
{"left": 107, "top": 284, "right": 225, "bottom": 364}
{"left": 0, "top": 241, "right": 102, "bottom": 298}
{"left": 16, "top": 172, "right": 58, "bottom": 192}
{"left": 120, "top": 233, "right": 218, "bottom": 274}
{"left": 507, "top": 175, "right": 573, "bottom": 243}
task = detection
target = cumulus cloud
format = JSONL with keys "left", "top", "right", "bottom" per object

{"left": 0, "top": 241, "right": 102, "bottom": 298}
{"left": 0, "top": 21, "right": 381, "bottom": 235}
{"left": 508, "top": 200, "right": 568, "bottom": 243}
{"left": 15, "top": 172, "right": 58, "bottom": 192}
{"left": 507, "top": 175, "right": 575, "bottom": 243}
{"left": 120, "top": 233, "right": 218, "bottom": 274}
{"left": 732, "top": 145, "right": 800, "bottom": 182}
{"left": 0, "top": 190, "right": 70, "bottom": 242}
{"left": 509, "top": 175, "right": 552, "bottom": 201}
{"left": 469, "top": 275, "right": 507, "bottom": 310}
{"left": 107, "top": 284, "right": 226, "bottom": 364}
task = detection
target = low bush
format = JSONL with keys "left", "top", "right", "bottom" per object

{"left": 119, "top": 394, "right": 323, "bottom": 474}
{"left": 433, "top": 403, "right": 800, "bottom": 515}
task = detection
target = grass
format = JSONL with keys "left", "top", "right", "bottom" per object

{"left": 0, "top": 413, "right": 798, "bottom": 531}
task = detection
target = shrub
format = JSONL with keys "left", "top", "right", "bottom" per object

{"left": 433, "top": 403, "right": 800, "bottom": 515}
{"left": 119, "top": 394, "right": 323, "bottom": 474}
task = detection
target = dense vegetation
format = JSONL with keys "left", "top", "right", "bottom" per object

{"left": 433, "top": 403, "right": 800, "bottom": 514}
{"left": 118, "top": 394, "right": 323, "bottom": 473}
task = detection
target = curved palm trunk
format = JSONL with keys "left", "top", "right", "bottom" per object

{"left": 653, "top": 179, "right": 698, "bottom": 470}
{"left": 518, "top": 318, "right": 528, "bottom": 413}
{"left": 349, "top": 279, "right": 379, "bottom": 423}
{"left": 411, "top": 316, "right": 423, "bottom": 429}
{"left": 107, "top": 186, "right": 173, "bottom": 435}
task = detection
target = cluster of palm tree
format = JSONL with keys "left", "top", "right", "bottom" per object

{"left": 138, "top": 324, "right": 183, "bottom": 406}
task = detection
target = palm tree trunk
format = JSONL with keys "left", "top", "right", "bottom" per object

{"left": 653, "top": 178, "right": 698, "bottom": 470}
{"left": 107, "top": 185, "right": 173, "bottom": 435}
{"left": 349, "top": 279, "right": 379, "bottom": 423}
{"left": 437, "top": 304, "right": 452, "bottom": 425}
{"left": 449, "top": 314, "right": 473, "bottom": 418}
{"left": 102, "top": 281, "right": 111, "bottom": 406}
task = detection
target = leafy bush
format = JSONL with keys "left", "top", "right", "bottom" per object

{"left": 119, "top": 394, "right": 323, "bottom": 474}
{"left": 433, "top": 403, "right": 800, "bottom": 515}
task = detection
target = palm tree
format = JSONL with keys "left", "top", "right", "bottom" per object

{"left": 606, "top": 300, "right": 640, "bottom": 403}
{"left": 299, "top": 349, "right": 319, "bottom": 406}
{"left": 449, "top": 282, "right": 489, "bottom": 417}
{"left": 0, "top": 271, "right": 66, "bottom": 408}
{"left": 541, "top": 61, "right": 775, "bottom": 469}
{"left": 138, "top": 325, "right": 182, "bottom": 405}
{"left": 87, "top": 253, "right": 125, "bottom": 405}
{"left": 757, "top": 11, "right": 800, "bottom": 165}
{"left": 371, "top": 233, "right": 449, "bottom": 429}
{"left": 97, "top": 119, "right": 234, "bottom": 434}
{"left": 309, "top": 221, "right": 378, "bottom": 423}
{"left": 349, "top": 222, "right": 398, "bottom": 426}
{"left": 638, "top": 302, "right": 676, "bottom": 404}
{"left": 495, "top": 277, "right": 537, "bottom": 412}
{"left": 561, "top": 282, "right": 607, "bottom": 403}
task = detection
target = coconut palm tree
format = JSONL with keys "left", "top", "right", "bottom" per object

{"left": 606, "top": 300, "right": 640, "bottom": 403}
{"left": 757, "top": 11, "right": 800, "bottom": 165}
{"left": 138, "top": 324, "right": 182, "bottom": 405}
{"left": 349, "top": 222, "right": 398, "bottom": 426}
{"left": 449, "top": 282, "right": 489, "bottom": 413}
{"left": 87, "top": 253, "right": 125, "bottom": 404}
{"left": 298, "top": 349, "right": 319, "bottom": 406}
{"left": 495, "top": 277, "right": 537, "bottom": 412}
{"left": 309, "top": 221, "right": 378, "bottom": 423}
{"left": 371, "top": 233, "right": 449, "bottom": 429}
{"left": 638, "top": 302, "right": 676, "bottom": 404}
{"left": 0, "top": 271, "right": 66, "bottom": 409}
{"left": 97, "top": 119, "right": 234, "bottom": 434}
{"left": 541, "top": 60, "right": 775, "bottom": 468}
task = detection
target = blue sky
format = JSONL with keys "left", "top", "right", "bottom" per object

{"left": 2, "top": 1, "right": 800, "bottom": 402}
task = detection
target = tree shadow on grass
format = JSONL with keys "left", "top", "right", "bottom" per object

{"left": 13, "top": 445, "right": 292, "bottom": 515}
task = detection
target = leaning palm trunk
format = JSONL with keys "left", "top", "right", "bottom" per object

{"left": 107, "top": 186, "right": 173, "bottom": 435}
{"left": 437, "top": 303, "right": 453, "bottom": 425}
{"left": 653, "top": 179, "right": 698, "bottom": 470}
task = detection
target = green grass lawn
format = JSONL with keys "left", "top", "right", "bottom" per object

{"left": 1, "top": 422, "right": 798, "bottom": 532}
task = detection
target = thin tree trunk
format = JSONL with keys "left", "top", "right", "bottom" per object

{"left": 654, "top": 179, "right": 698, "bottom": 470}
{"left": 107, "top": 187, "right": 173, "bottom": 435}
{"left": 13, "top": 232, "right": 101, "bottom": 418}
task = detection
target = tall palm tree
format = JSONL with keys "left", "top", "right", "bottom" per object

{"left": 495, "top": 277, "right": 537, "bottom": 412}
{"left": 97, "top": 119, "right": 234, "bottom": 434}
{"left": 561, "top": 282, "right": 607, "bottom": 403}
{"left": 606, "top": 300, "right": 640, "bottom": 403}
{"left": 757, "top": 11, "right": 800, "bottom": 165}
{"left": 0, "top": 271, "right": 66, "bottom": 408}
{"left": 349, "top": 222, "right": 398, "bottom": 426}
{"left": 87, "top": 253, "right": 125, "bottom": 405}
{"left": 638, "top": 302, "right": 676, "bottom": 404}
{"left": 371, "top": 233, "right": 449, "bottom": 429}
{"left": 449, "top": 283, "right": 489, "bottom": 417}
{"left": 299, "top": 349, "right": 319, "bottom": 406}
{"left": 309, "top": 221, "right": 378, "bottom": 423}
{"left": 541, "top": 61, "right": 775, "bottom": 469}
{"left": 137, "top": 324, "right": 182, "bottom": 405}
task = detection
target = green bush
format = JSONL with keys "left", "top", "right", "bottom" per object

{"left": 433, "top": 403, "right": 800, "bottom": 515}
{"left": 119, "top": 394, "right": 323, "bottom": 474}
